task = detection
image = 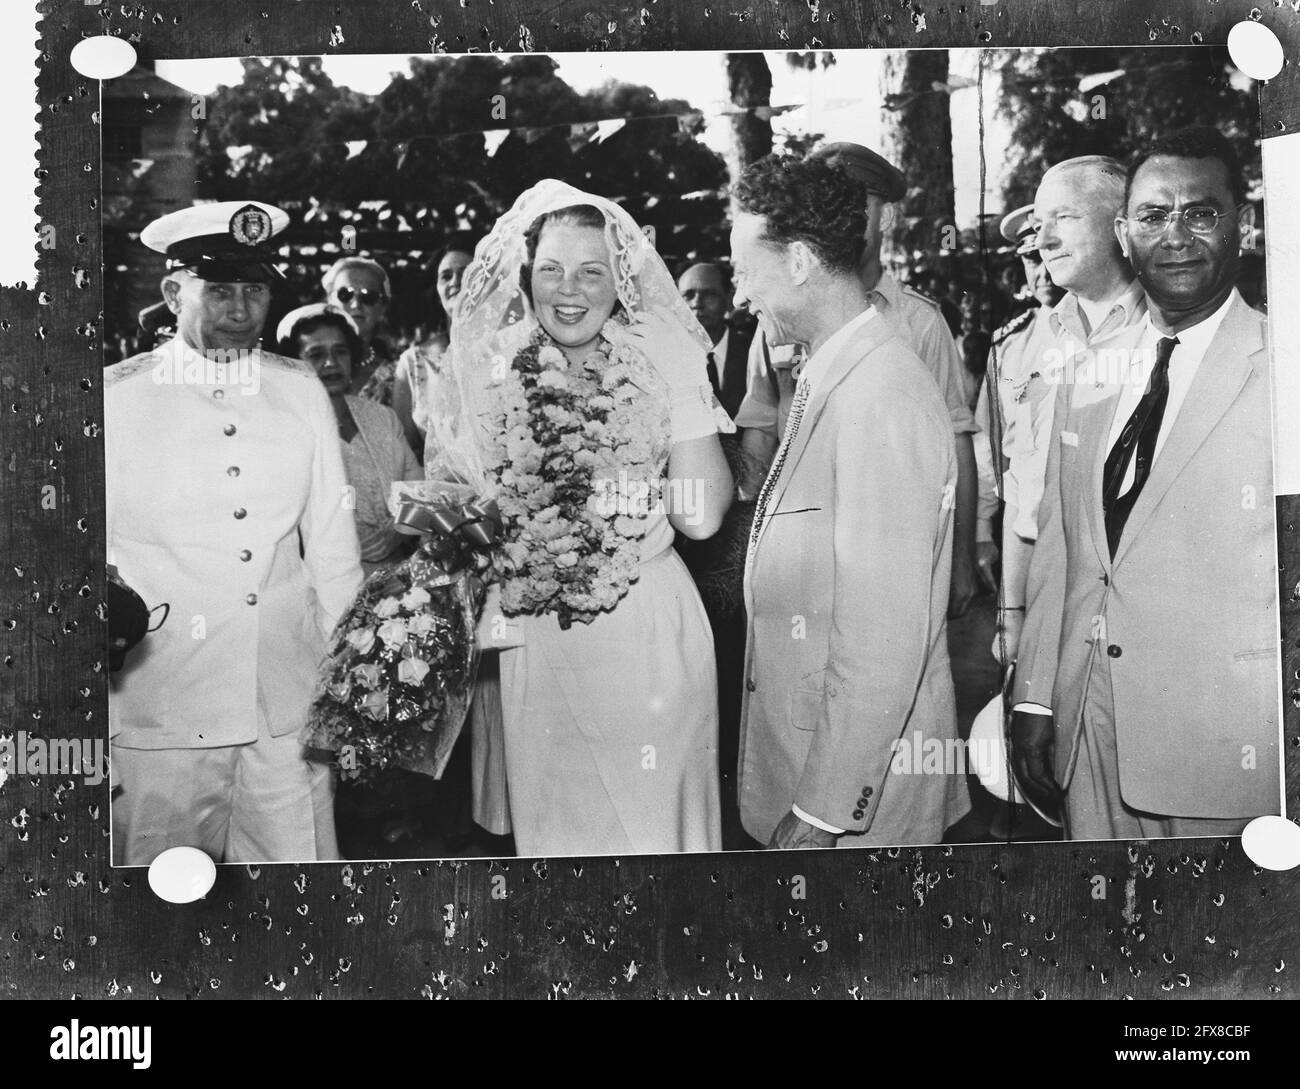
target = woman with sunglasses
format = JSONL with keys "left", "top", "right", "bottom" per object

{"left": 321, "top": 257, "right": 399, "bottom": 407}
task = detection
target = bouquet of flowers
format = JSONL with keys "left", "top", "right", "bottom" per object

{"left": 485, "top": 319, "right": 669, "bottom": 629}
{"left": 303, "top": 481, "right": 497, "bottom": 784}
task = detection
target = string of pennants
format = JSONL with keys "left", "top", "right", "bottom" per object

{"left": 223, "top": 98, "right": 863, "bottom": 170}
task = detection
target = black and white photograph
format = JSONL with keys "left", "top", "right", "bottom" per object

{"left": 5, "top": 0, "right": 1300, "bottom": 1020}
{"left": 98, "top": 43, "right": 1285, "bottom": 866}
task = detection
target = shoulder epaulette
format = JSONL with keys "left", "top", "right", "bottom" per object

{"left": 992, "top": 307, "right": 1036, "bottom": 346}
{"left": 103, "top": 349, "right": 165, "bottom": 389}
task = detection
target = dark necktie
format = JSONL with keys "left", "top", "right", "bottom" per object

{"left": 705, "top": 350, "right": 721, "bottom": 398}
{"left": 1102, "top": 335, "right": 1178, "bottom": 558}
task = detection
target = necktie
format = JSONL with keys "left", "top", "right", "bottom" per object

{"left": 705, "top": 351, "right": 721, "bottom": 398}
{"left": 1102, "top": 335, "right": 1178, "bottom": 558}
{"left": 747, "top": 375, "right": 812, "bottom": 565}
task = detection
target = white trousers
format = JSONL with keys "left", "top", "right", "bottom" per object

{"left": 111, "top": 717, "right": 338, "bottom": 866}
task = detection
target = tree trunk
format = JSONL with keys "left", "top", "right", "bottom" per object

{"left": 726, "top": 52, "right": 773, "bottom": 178}
{"left": 879, "top": 51, "right": 956, "bottom": 267}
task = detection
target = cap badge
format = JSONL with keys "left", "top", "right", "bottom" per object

{"left": 229, "top": 204, "right": 272, "bottom": 248}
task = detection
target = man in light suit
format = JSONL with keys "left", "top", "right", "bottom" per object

{"left": 1009, "top": 127, "right": 1281, "bottom": 838}
{"left": 106, "top": 201, "right": 363, "bottom": 865}
{"left": 731, "top": 153, "right": 970, "bottom": 849}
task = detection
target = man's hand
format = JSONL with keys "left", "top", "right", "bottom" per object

{"left": 767, "top": 810, "right": 839, "bottom": 850}
{"left": 1008, "top": 710, "right": 1064, "bottom": 820}
{"left": 974, "top": 539, "right": 1000, "bottom": 593}
{"left": 990, "top": 608, "right": 1024, "bottom": 668}
{"left": 948, "top": 546, "right": 979, "bottom": 619}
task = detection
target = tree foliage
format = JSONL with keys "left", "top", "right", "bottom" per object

{"left": 995, "top": 46, "right": 1260, "bottom": 212}
{"left": 194, "top": 54, "right": 732, "bottom": 312}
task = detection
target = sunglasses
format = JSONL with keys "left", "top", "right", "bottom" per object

{"left": 333, "top": 286, "right": 386, "bottom": 306}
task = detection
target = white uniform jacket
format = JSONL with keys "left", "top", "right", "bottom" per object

{"left": 105, "top": 342, "right": 363, "bottom": 749}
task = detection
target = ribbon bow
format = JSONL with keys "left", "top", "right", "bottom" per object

{"left": 394, "top": 497, "right": 502, "bottom": 574}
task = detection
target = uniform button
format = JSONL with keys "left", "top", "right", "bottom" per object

{"left": 245, "top": 593, "right": 258, "bottom": 606}
{"left": 1107, "top": 644, "right": 1122, "bottom": 658}
{"left": 233, "top": 507, "right": 247, "bottom": 520}
{"left": 227, "top": 466, "right": 240, "bottom": 477}
{"left": 852, "top": 809, "right": 864, "bottom": 821}
{"left": 746, "top": 679, "right": 756, "bottom": 692}
{"left": 239, "top": 550, "right": 252, "bottom": 562}
{"left": 223, "top": 424, "right": 237, "bottom": 436}
{"left": 863, "top": 787, "right": 872, "bottom": 798}
{"left": 213, "top": 388, "right": 225, "bottom": 399}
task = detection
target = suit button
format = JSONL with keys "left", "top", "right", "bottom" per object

{"left": 852, "top": 809, "right": 864, "bottom": 821}
{"left": 233, "top": 507, "right": 247, "bottom": 519}
{"left": 1101, "top": 574, "right": 1109, "bottom": 585}
{"left": 213, "top": 388, "right": 225, "bottom": 399}
{"left": 227, "top": 466, "right": 240, "bottom": 477}
{"left": 245, "top": 594, "right": 258, "bottom": 605}
{"left": 1107, "top": 644, "right": 1122, "bottom": 658}
{"left": 239, "top": 550, "right": 252, "bottom": 562}
{"left": 223, "top": 424, "right": 237, "bottom": 436}
{"left": 746, "top": 679, "right": 756, "bottom": 692}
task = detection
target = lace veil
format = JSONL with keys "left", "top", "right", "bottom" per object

{"left": 423, "top": 179, "right": 715, "bottom": 491}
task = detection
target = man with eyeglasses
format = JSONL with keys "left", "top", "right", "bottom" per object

{"left": 1009, "top": 127, "right": 1280, "bottom": 839}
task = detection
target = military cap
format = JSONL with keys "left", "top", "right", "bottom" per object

{"left": 141, "top": 200, "right": 289, "bottom": 283}
{"left": 1000, "top": 203, "right": 1039, "bottom": 256}
{"left": 809, "top": 142, "right": 907, "bottom": 203}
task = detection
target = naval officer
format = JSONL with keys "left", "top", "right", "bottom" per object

{"left": 105, "top": 200, "right": 363, "bottom": 866}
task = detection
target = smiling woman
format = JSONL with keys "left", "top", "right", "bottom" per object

{"left": 277, "top": 302, "right": 421, "bottom": 576}
{"left": 521, "top": 205, "right": 620, "bottom": 360}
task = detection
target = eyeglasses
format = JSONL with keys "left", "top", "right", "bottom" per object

{"left": 1126, "top": 205, "right": 1237, "bottom": 236}
{"left": 333, "top": 286, "right": 386, "bottom": 306}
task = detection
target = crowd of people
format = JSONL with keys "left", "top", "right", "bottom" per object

{"left": 104, "top": 122, "right": 1281, "bottom": 865}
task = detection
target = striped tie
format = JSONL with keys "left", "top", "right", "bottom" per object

{"left": 747, "top": 375, "right": 812, "bottom": 566}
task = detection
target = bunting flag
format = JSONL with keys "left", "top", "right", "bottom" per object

{"left": 1078, "top": 68, "right": 1127, "bottom": 93}
{"left": 566, "top": 121, "right": 599, "bottom": 152}
{"left": 213, "top": 98, "right": 820, "bottom": 168}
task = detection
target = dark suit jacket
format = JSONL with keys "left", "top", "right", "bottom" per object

{"left": 710, "top": 318, "right": 756, "bottom": 421}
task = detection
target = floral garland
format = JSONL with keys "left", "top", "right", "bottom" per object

{"left": 485, "top": 318, "right": 668, "bottom": 629}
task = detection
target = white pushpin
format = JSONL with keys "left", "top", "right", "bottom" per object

{"left": 69, "top": 35, "right": 137, "bottom": 81}
{"left": 147, "top": 845, "right": 217, "bottom": 904}
{"left": 1240, "top": 814, "right": 1300, "bottom": 872}
{"left": 1227, "top": 20, "right": 1285, "bottom": 82}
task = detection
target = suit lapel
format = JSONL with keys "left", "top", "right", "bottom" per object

{"left": 1081, "top": 393, "right": 1121, "bottom": 572}
{"left": 752, "top": 313, "right": 893, "bottom": 555}
{"left": 1112, "top": 295, "right": 1263, "bottom": 567}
